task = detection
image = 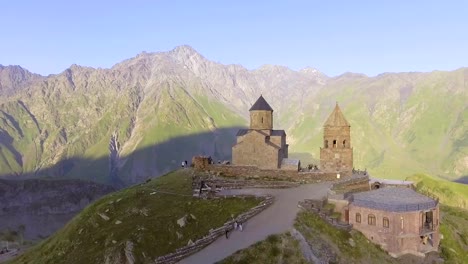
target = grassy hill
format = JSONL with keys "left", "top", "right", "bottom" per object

{"left": 9, "top": 169, "right": 261, "bottom": 264}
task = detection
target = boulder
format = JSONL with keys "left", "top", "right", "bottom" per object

{"left": 177, "top": 215, "right": 188, "bottom": 227}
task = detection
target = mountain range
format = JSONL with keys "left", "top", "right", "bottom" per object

{"left": 0, "top": 45, "right": 467, "bottom": 185}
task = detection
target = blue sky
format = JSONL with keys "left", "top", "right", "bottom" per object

{"left": 2, "top": 1, "right": 467, "bottom": 76}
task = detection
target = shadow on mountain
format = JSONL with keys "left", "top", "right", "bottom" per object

{"left": 454, "top": 175, "right": 468, "bottom": 185}
{"left": 0, "top": 126, "right": 246, "bottom": 188}
{"left": 0, "top": 126, "right": 246, "bottom": 240}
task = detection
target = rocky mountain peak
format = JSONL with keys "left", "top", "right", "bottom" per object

{"left": 0, "top": 64, "right": 43, "bottom": 96}
{"left": 169, "top": 45, "right": 206, "bottom": 65}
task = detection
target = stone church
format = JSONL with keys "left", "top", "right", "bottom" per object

{"left": 320, "top": 103, "right": 353, "bottom": 173}
{"left": 232, "top": 96, "right": 291, "bottom": 169}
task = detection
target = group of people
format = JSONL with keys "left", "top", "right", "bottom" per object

{"left": 0, "top": 247, "right": 10, "bottom": 255}
{"left": 225, "top": 220, "right": 244, "bottom": 239}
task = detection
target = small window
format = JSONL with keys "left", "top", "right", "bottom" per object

{"left": 356, "top": 213, "right": 361, "bottom": 223}
{"left": 383, "top": 217, "right": 389, "bottom": 228}
{"left": 368, "top": 214, "right": 376, "bottom": 226}
{"left": 400, "top": 217, "right": 404, "bottom": 229}
{"left": 343, "top": 140, "right": 346, "bottom": 148}
{"left": 333, "top": 140, "right": 337, "bottom": 148}
{"left": 261, "top": 117, "right": 264, "bottom": 123}
{"left": 325, "top": 140, "right": 329, "bottom": 148}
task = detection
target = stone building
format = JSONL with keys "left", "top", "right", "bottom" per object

{"left": 320, "top": 103, "right": 353, "bottom": 173}
{"left": 232, "top": 96, "right": 292, "bottom": 169}
{"left": 348, "top": 187, "right": 440, "bottom": 257}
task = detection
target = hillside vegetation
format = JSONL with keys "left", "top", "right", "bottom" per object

{"left": 408, "top": 174, "right": 468, "bottom": 209}
{"left": 0, "top": 47, "right": 467, "bottom": 185}
{"left": 220, "top": 211, "right": 401, "bottom": 264}
{"left": 10, "top": 170, "right": 260, "bottom": 264}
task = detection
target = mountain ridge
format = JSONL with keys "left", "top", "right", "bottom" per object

{"left": 0, "top": 45, "right": 467, "bottom": 184}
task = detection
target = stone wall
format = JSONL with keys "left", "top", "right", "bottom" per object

{"left": 232, "top": 131, "right": 280, "bottom": 169}
{"left": 199, "top": 165, "right": 352, "bottom": 183}
{"left": 320, "top": 147, "right": 353, "bottom": 173}
{"left": 155, "top": 195, "right": 274, "bottom": 264}
{"left": 250, "top": 110, "right": 273, "bottom": 130}
{"left": 329, "top": 174, "right": 370, "bottom": 196}
{"left": 321, "top": 124, "right": 353, "bottom": 172}
{"left": 192, "top": 156, "right": 210, "bottom": 170}
{"left": 191, "top": 174, "right": 299, "bottom": 193}
{"left": 298, "top": 200, "right": 352, "bottom": 231}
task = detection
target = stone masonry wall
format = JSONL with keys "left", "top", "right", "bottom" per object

{"left": 200, "top": 165, "right": 351, "bottom": 183}
{"left": 321, "top": 125, "right": 353, "bottom": 172}
{"left": 320, "top": 147, "right": 353, "bottom": 172}
{"left": 232, "top": 131, "right": 280, "bottom": 169}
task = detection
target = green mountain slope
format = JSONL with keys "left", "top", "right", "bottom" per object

{"left": 0, "top": 46, "right": 466, "bottom": 184}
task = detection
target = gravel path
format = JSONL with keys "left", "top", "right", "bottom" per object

{"left": 178, "top": 182, "right": 332, "bottom": 264}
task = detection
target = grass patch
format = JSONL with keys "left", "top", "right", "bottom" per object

{"left": 218, "top": 232, "right": 308, "bottom": 264}
{"left": 10, "top": 169, "right": 260, "bottom": 264}
{"left": 295, "top": 211, "right": 398, "bottom": 263}
{"left": 407, "top": 173, "right": 468, "bottom": 209}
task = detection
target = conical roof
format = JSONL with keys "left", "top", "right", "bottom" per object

{"left": 249, "top": 95, "right": 273, "bottom": 111}
{"left": 324, "top": 103, "right": 350, "bottom": 127}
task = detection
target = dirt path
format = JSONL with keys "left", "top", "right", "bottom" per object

{"left": 178, "top": 182, "right": 332, "bottom": 264}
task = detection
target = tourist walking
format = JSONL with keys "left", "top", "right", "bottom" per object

{"left": 225, "top": 229, "right": 229, "bottom": 239}
{"left": 181, "top": 161, "right": 185, "bottom": 168}
{"left": 239, "top": 222, "right": 243, "bottom": 232}
{"left": 233, "top": 221, "right": 238, "bottom": 230}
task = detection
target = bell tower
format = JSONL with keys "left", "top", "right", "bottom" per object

{"left": 320, "top": 103, "right": 353, "bottom": 173}
{"left": 249, "top": 95, "right": 273, "bottom": 130}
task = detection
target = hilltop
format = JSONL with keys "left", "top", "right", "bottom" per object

{"left": 9, "top": 170, "right": 261, "bottom": 264}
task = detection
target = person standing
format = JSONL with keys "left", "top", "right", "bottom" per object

{"left": 233, "top": 221, "right": 238, "bottom": 230}
{"left": 239, "top": 222, "right": 243, "bottom": 232}
{"left": 225, "top": 229, "right": 229, "bottom": 239}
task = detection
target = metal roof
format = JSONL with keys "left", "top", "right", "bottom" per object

{"left": 351, "top": 187, "right": 437, "bottom": 212}
{"left": 249, "top": 95, "right": 274, "bottom": 111}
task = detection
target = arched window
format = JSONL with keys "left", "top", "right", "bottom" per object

{"left": 343, "top": 140, "right": 346, "bottom": 148}
{"left": 333, "top": 140, "right": 337, "bottom": 148}
{"left": 325, "top": 140, "right": 329, "bottom": 148}
{"left": 356, "top": 213, "right": 361, "bottom": 223}
{"left": 383, "top": 217, "right": 389, "bottom": 228}
{"left": 368, "top": 214, "right": 376, "bottom": 225}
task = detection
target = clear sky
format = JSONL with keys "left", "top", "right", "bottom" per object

{"left": 2, "top": 1, "right": 467, "bottom": 77}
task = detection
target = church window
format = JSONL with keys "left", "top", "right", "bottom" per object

{"left": 368, "top": 214, "right": 376, "bottom": 225}
{"left": 333, "top": 140, "right": 337, "bottom": 148}
{"left": 356, "top": 213, "right": 361, "bottom": 223}
{"left": 383, "top": 217, "right": 389, "bottom": 228}
{"left": 325, "top": 140, "right": 329, "bottom": 148}
{"left": 343, "top": 140, "right": 346, "bottom": 148}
